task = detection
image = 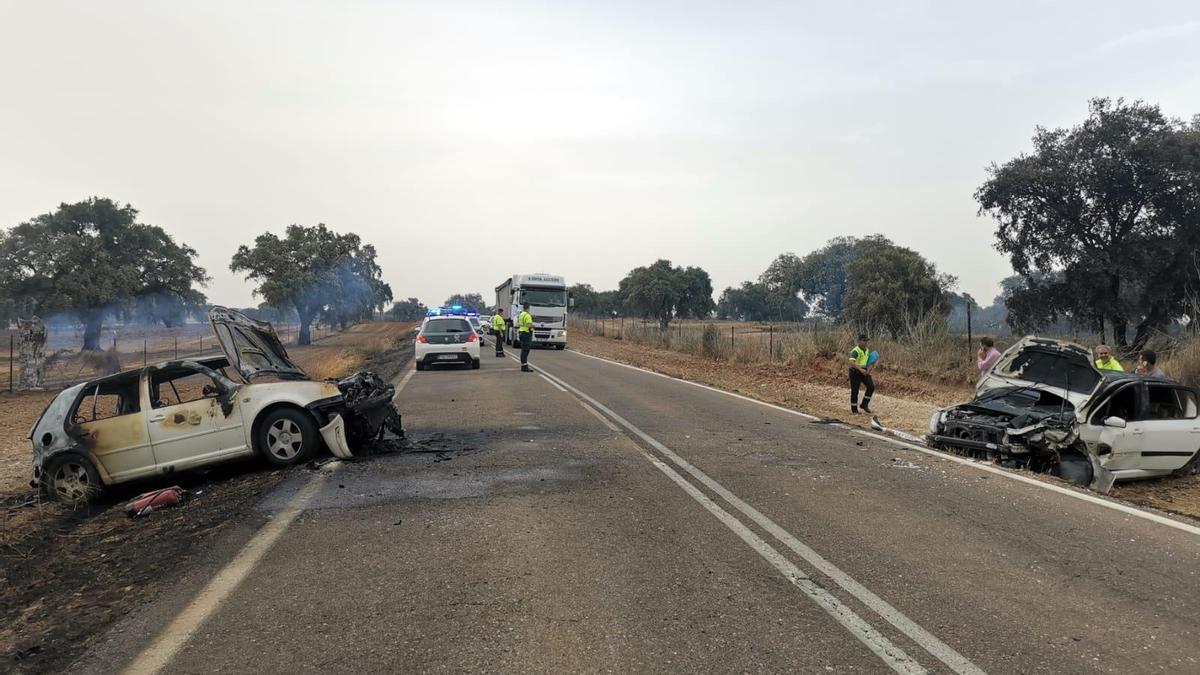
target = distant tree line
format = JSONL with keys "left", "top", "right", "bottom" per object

{"left": 571, "top": 260, "right": 714, "bottom": 329}
{"left": 0, "top": 199, "right": 394, "bottom": 348}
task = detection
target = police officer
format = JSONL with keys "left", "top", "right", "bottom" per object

{"left": 518, "top": 302, "right": 534, "bottom": 372}
{"left": 491, "top": 309, "right": 506, "bottom": 357}
{"left": 848, "top": 334, "right": 875, "bottom": 415}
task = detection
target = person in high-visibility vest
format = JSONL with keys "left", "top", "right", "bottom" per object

{"left": 491, "top": 310, "right": 507, "bottom": 357}
{"left": 1094, "top": 344, "right": 1123, "bottom": 371}
{"left": 848, "top": 334, "right": 875, "bottom": 415}
{"left": 518, "top": 302, "right": 535, "bottom": 372}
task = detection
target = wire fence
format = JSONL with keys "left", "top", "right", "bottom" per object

{"left": 569, "top": 316, "right": 985, "bottom": 386}
{"left": 1, "top": 321, "right": 341, "bottom": 393}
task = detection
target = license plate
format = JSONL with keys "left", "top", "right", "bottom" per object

{"left": 437, "top": 354, "right": 458, "bottom": 360}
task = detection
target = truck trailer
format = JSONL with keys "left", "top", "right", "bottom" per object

{"left": 495, "top": 273, "right": 570, "bottom": 350}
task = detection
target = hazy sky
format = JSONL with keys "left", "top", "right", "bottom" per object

{"left": 3, "top": 1, "right": 1199, "bottom": 310}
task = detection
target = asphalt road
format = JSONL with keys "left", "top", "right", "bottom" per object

{"left": 80, "top": 346, "right": 1200, "bottom": 674}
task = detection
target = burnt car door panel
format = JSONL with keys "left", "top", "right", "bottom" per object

{"left": 70, "top": 372, "right": 154, "bottom": 482}
{"left": 146, "top": 365, "right": 248, "bottom": 471}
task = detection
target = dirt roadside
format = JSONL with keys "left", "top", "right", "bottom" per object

{"left": 567, "top": 332, "right": 1200, "bottom": 522}
{"left": 1, "top": 322, "right": 414, "bottom": 674}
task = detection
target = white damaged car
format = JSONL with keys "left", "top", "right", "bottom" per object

{"left": 928, "top": 336, "right": 1200, "bottom": 492}
{"left": 28, "top": 307, "right": 402, "bottom": 504}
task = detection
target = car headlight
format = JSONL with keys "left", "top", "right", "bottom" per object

{"left": 928, "top": 411, "right": 943, "bottom": 435}
{"left": 560, "top": 330, "right": 567, "bottom": 338}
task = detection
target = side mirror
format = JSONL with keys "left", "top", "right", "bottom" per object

{"left": 569, "top": 296, "right": 575, "bottom": 308}
{"left": 1104, "top": 416, "right": 1127, "bottom": 428}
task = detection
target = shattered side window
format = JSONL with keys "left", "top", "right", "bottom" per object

{"left": 151, "top": 369, "right": 220, "bottom": 409}
{"left": 72, "top": 375, "right": 141, "bottom": 423}
{"left": 1091, "top": 385, "right": 1139, "bottom": 424}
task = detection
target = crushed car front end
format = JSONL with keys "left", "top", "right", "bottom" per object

{"left": 927, "top": 337, "right": 1105, "bottom": 489}
{"left": 305, "top": 372, "right": 404, "bottom": 458}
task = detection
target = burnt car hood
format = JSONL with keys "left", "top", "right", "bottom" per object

{"left": 208, "top": 306, "right": 308, "bottom": 382}
{"left": 976, "top": 336, "right": 1103, "bottom": 410}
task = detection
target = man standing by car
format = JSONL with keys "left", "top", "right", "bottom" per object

{"left": 1095, "top": 345, "right": 1124, "bottom": 371}
{"left": 1135, "top": 350, "right": 1167, "bottom": 378}
{"left": 848, "top": 334, "right": 875, "bottom": 415}
{"left": 518, "top": 302, "right": 534, "bottom": 372}
{"left": 491, "top": 310, "right": 506, "bottom": 357}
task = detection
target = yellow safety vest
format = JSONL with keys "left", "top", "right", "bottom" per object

{"left": 492, "top": 314, "right": 506, "bottom": 330}
{"left": 518, "top": 311, "right": 534, "bottom": 333}
{"left": 850, "top": 346, "right": 870, "bottom": 367}
{"left": 1095, "top": 357, "right": 1123, "bottom": 372}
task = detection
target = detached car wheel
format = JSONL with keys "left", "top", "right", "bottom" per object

{"left": 257, "top": 408, "right": 318, "bottom": 466}
{"left": 44, "top": 453, "right": 103, "bottom": 506}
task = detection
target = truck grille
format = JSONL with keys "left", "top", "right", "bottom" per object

{"left": 533, "top": 315, "right": 560, "bottom": 324}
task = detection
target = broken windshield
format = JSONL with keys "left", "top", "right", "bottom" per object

{"left": 996, "top": 346, "right": 1100, "bottom": 395}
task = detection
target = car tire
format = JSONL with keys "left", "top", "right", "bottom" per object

{"left": 556, "top": 345, "right": 565, "bottom": 350}
{"left": 256, "top": 408, "right": 319, "bottom": 466}
{"left": 416, "top": 361, "right": 426, "bottom": 371}
{"left": 44, "top": 452, "right": 103, "bottom": 506}
{"left": 472, "top": 359, "right": 481, "bottom": 370}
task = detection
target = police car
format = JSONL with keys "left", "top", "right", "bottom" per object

{"left": 415, "top": 308, "right": 481, "bottom": 371}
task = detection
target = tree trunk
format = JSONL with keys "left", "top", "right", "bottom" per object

{"left": 82, "top": 311, "right": 105, "bottom": 351}
{"left": 1106, "top": 274, "right": 1129, "bottom": 349}
{"left": 297, "top": 306, "right": 313, "bottom": 346}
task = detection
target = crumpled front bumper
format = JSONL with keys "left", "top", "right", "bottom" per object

{"left": 319, "top": 414, "right": 354, "bottom": 460}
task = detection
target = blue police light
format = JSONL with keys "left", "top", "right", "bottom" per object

{"left": 451, "top": 305, "right": 462, "bottom": 310}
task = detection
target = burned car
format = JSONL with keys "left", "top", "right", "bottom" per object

{"left": 29, "top": 307, "right": 402, "bottom": 504}
{"left": 928, "top": 337, "right": 1200, "bottom": 492}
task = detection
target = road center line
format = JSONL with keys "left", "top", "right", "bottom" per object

{"left": 566, "top": 349, "right": 1200, "bottom": 538}
{"left": 537, "top": 361, "right": 983, "bottom": 675}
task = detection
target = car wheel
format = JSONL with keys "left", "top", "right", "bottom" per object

{"left": 472, "top": 359, "right": 481, "bottom": 369}
{"left": 416, "top": 361, "right": 426, "bottom": 371}
{"left": 44, "top": 453, "right": 103, "bottom": 506}
{"left": 556, "top": 345, "right": 565, "bottom": 350}
{"left": 256, "top": 408, "right": 318, "bottom": 466}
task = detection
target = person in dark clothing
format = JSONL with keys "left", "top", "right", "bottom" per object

{"left": 848, "top": 334, "right": 875, "bottom": 415}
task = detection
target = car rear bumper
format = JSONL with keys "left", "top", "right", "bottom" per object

{"left": 418, "top": 351, "right": 478, "bottom": 365}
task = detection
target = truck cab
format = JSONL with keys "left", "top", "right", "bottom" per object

{"left": 496, "top": 273, "right": 570, "bottom": 350}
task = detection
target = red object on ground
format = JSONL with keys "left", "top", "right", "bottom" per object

{"left": 126, "top": 486, "right": 185, "bottom": 517}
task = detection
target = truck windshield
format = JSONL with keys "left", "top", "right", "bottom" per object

{"left": 521, "top": 288, "right": 567, "bottom": 307}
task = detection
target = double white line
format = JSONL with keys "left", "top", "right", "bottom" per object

{"left": 525, "top": 356, "right": 984, "bottom": 675}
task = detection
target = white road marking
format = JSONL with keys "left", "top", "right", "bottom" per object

{"left": 566, "top": 349, "right": 1200, "bottom": 538}
{"left": 122, "top": 476, "right": 328, "bottom": 675}
{"left": 636, "top": 446, "right": 927, "bottom": 674}
{"left": 539, "top": 373, "right": 567, "bottom": 392}
{"left": 538, "top": 363, "right": 982, "bottom": 675}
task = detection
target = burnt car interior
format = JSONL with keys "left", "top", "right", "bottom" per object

{"left": 150, "top": 367, "right": 222, "bottom": 409}
{"left": 72, "top": 372, "right": 140, "bottom": 424}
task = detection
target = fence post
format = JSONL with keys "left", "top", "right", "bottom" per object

{"left": 9, "top": 334, "right": 13, "bottom": 392}
{"left": 199, "top": 333, "right": 204, "bottom": 354}
{"left": 966, "top": 303, "right": 973, "bottom": 353}
{"left": 731, "top": 324, "right": 735, "bottom": 350}
{"left": 143, "top": 339, "right": 147, "bottom": 367}
{"left": 174, "top": 336, "right": 178, "bottom": 360}
{"left": 769, "top": 324, "right": 774, "bottom": 360}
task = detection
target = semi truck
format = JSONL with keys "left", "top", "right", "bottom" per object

{"left": 495, "top": 273, "right": 570, "bottom": 350}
